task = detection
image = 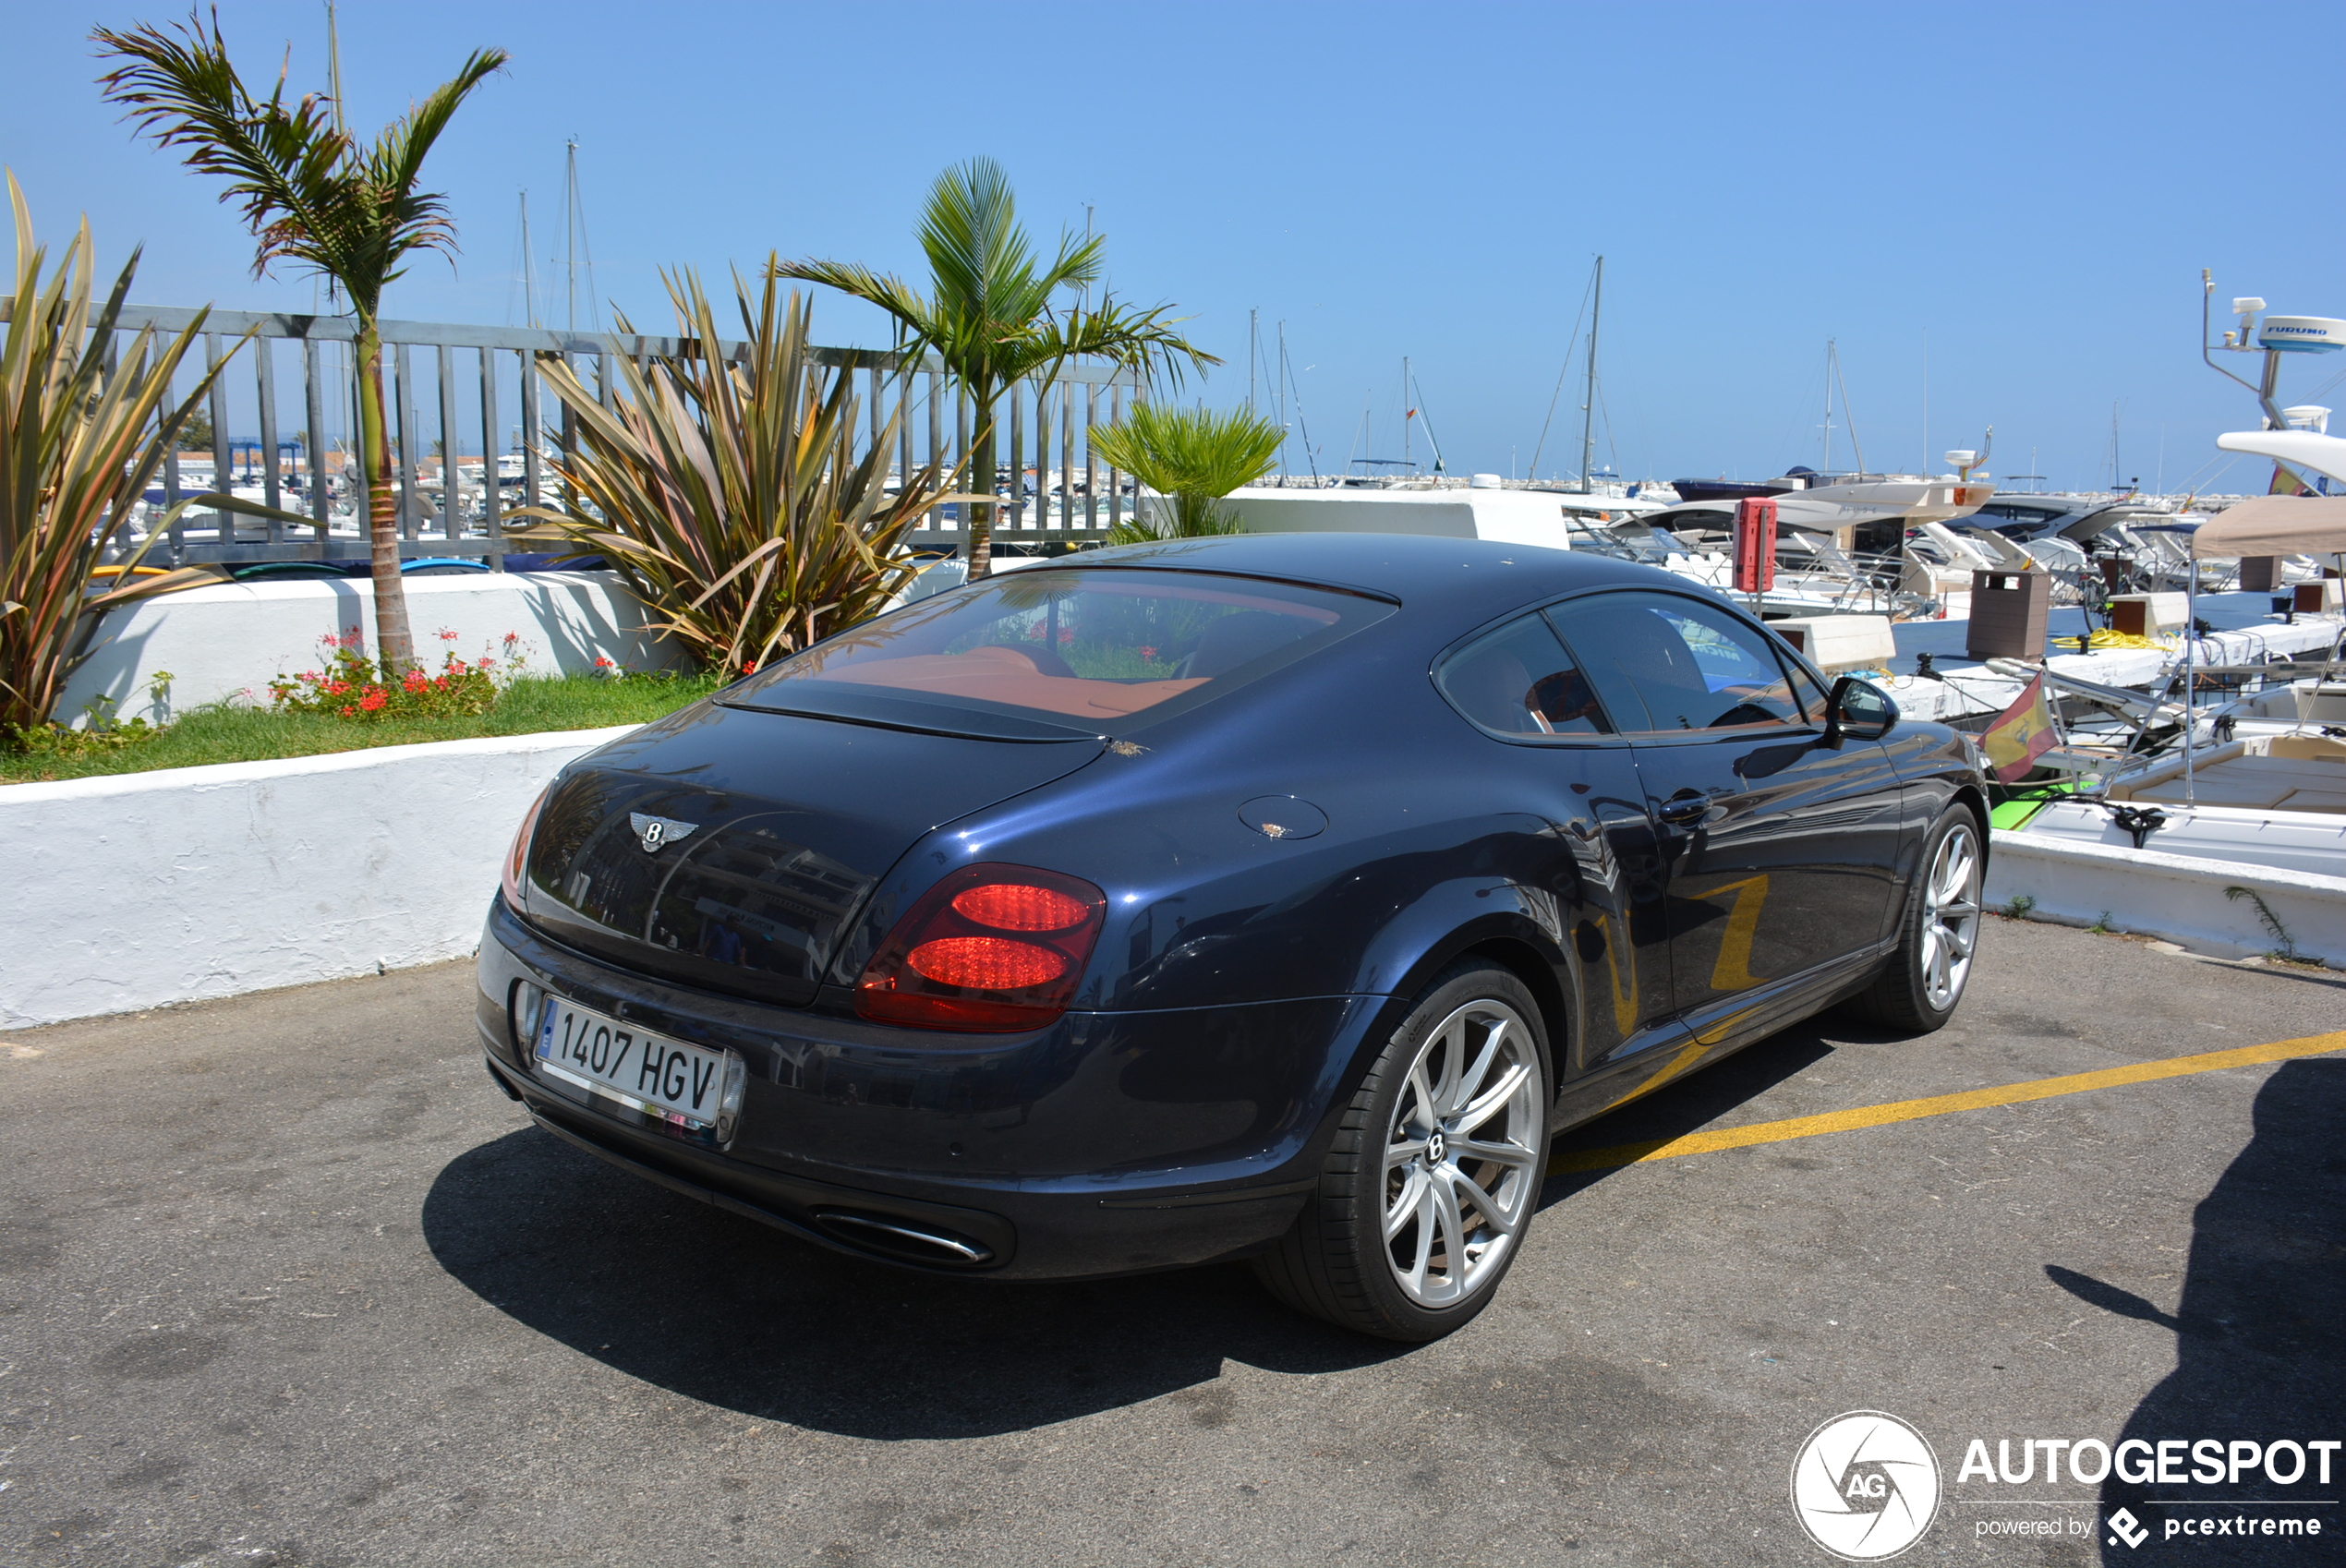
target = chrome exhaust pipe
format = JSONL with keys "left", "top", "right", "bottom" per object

{"left": 812, "top": 1210, "right": 995, "bottom": 1267}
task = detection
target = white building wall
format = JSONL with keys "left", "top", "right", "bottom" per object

{"left": 55, "top": 572, "right": 686, "bottom": 725}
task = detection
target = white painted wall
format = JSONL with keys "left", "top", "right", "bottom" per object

{"left": 0, "top": 726, "right": 634, "bottom": 1030}
{"left": 55, "top": 572, "right": 688, "bottom": 726}
{"left": 1984, "top": 829, "right": 2346, "bottom": 967}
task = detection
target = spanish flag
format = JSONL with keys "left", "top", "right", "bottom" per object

{"left": 1980, "top": 672, "right": 2058, "bottom": 782}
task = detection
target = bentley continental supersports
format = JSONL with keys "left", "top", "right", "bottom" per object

{"left": 476, "top": 533, "right": 1987, "bottom": 1340}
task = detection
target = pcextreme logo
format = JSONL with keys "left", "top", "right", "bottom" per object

{"left": 1791, "top": 1411, "right": 1942, "bottom": 1562}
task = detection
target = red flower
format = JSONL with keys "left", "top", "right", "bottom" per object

{"left": 478, "top": 658, "right": 496, "bottom": 671}
{"left": 741, "top": 660, "right": 757, "bottom": 674}
{"left": 1058, "top": 628, "right": 1074, "bottom": 645}
{"left": 326, "top": 681, "right": 349, "bottom": 696}
{"left": 339, "top": 705, "right": 355, "bottom": 717}
{"left": 1138, "top": 645, "right": 1157, "bottom": 660}
{"left": 437, "top": 628, "right": 460, "bottom": 642}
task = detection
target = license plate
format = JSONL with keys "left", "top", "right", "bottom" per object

{"left": 532, "top": 996, "right": 738, "bottom": 1132}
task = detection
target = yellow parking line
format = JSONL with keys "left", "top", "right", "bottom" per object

{"left": 1548, "top": 1031, "right": 2346, "bottom": 1176}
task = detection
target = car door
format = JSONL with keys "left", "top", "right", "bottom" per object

{"left": 1432, "top": 610, "right": 1675, "bottom": 1068}
{"left": 1545, "top": 590, "right": 1906, "bottom": 1031}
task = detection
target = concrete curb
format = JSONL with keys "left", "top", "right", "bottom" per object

{"left": 1984, "top": 828, "right": 2346, "bottom": 968}
{"left": 0, "top": 726, "right": 635, "bottom": 1030}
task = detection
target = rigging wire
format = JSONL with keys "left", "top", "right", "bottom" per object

{"left": 1280, "top": 332, "right": 1318, "bottom": 479}
{"left": 1529, "top": 267, "right": 1596, "bottom": 481}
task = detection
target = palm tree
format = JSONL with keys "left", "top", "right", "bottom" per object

{"left": 774, "top": 158, "right": 1216, "bottom": 578}
{"left": 1092, "top": 404, "right": 1285, "bottom": 543}
{"left": 94, "top": 10, "right": 507, "bottom": 672}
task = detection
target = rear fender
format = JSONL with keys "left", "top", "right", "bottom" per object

{"left": 1345, "top": 883, "right": 1579, "bottom": 1095}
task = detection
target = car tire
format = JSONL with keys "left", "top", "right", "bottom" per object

{"left": 1252, "top": 963, "right": 1552, "bottom": 1342}
{"left": 1845, "top": 803, "right": 1985, "bottom": 1033}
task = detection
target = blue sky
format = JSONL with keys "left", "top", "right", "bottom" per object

{"left": 5, "top": 0, "right": 2340, "bottom": 490}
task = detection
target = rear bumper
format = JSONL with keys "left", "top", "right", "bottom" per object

{"left": 476, "top": 898, "right": 1383, "bottom": 1282}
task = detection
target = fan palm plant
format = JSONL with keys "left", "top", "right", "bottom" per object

{"left": 510, "top": 265, "right": 951, "bottom": 675}
{"left": 1092, "top": 404, "right": 1285, "bottom": 544}
{"left": 774, "top": 157, "right": 1217, "bottom": 579}
{"left": 94, "top": 9, "right": 508, "bottom": 674}
{"left": 1, "top": 176, "right": 242, "bottom": 739}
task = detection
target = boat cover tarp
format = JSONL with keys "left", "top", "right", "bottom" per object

{"left": 2190, "top": 495, "right": 2346, "bottom": 559}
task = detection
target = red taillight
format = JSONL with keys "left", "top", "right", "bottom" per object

{"left": 502, "top": 785, "right": 550, "bottom": 911}
{"left": 855, "top": 863, "right": 1106, "bottom": 1032}
{"left": 907, "top": 936, "right": 1069, "bottom": 990}
{"left": 949, "top": 882, "right": 1091, "bottom": 932}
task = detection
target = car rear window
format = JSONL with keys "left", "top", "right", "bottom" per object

{"left": 1436, "top": 614, "right": 1614, "bottom": 739}
{"left": 725, "top": 567, "right": 1394, "bottom": 738}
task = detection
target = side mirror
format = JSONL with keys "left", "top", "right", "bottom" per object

{"left": 1824, "top": 674, "right": 1898, "bottom": 743}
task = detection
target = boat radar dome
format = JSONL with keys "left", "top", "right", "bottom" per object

{"left": 2255, "top": 315, "right": 2346, "bottom": 353}
{"left": 2282, "top": 406, "right": 2332, "bottom": 434}
{"left": 1943, "top": 450, "right": 1977, "bottom": 469}
{"left": 1469, "top": 473, "right": 1503, "bottom": 488}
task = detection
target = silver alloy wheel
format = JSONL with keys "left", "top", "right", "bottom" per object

{"left": 1381, "top": 997, "right": 1544, "bottom": 1308}
{"left": 1920, "top": 822, "right": 1982, "bottom": 1010}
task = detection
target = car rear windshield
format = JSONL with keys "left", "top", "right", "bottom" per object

{"left": 724, "top": 567, "right": 1395, "bottom": 739}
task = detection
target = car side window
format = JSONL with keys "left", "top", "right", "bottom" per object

{"left": 1547, "top": 593, "right": 1806, "bottom": 734}
{"left": 1436, "top": 614, "right": 1614, "bottom": 739}
{"left": 1779, "top": 650, "right": 1830, "bottom": 721}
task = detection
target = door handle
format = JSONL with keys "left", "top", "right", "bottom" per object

{"left": 1656, "top": 790, "right": 1710, "bottom": 826}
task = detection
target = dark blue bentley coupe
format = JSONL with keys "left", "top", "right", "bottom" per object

{"left": 476, "top": 533, "right": 1987, "bottom": 1340}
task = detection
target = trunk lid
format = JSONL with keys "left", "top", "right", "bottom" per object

{"left": 521, "top": 704, "right": 1103, "bottom": 1005}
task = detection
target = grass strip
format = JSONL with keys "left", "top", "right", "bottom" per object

{"left": 3, "top": 672, "right": 726, "bottom": 785}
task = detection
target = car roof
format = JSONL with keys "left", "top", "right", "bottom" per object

{"left": 1034, "top": 532, "right": 1677, "bottom": 627}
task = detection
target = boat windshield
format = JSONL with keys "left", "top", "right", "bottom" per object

{"left": 724, "top": 567, "right": 1395, "bottom": 739}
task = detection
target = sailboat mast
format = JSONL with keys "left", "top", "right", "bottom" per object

{"left": 1821, "top": 340, "right": 1834, "bottom": 473}
{"left": 1249, "top": 309, "right": 1258, "bottom": 415}
{"left": 1402, "top": 356, "right": 1410, "bottom": 471}
{"left": 563, "top": 138, "right": 579, "bottom": 333}
{"left": 325, "top": 0, "right": 346, "bottom": 135}
{"left": 1579, "top": 256, "right": 1602, "bottom": 491}
{"left": 517, "top": 190, "right": 538, "bottom": 330}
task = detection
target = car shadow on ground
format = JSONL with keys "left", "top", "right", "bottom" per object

{"left": 422, "top": 1126, "right": 1409, "bottom": 1440}
{"left": 1536, "top": 1024, "right": 1845, "bottom": 1208}
{"left": 2071, "top": 1057, "right": 2346, "bottom": 1564}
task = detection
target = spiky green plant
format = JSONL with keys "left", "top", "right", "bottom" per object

{"left": 774, "top": 157, "right": 1216, "bottom": 578}
{"left": 0, "top": 175, "right": 244, "bottom": 741}
{"left": 95, "top": 9, "right": 507, "bottom": 674}
{"left": 1092, "top": 403, "right": 1285, "bottom": 544}
{"left": 510, "top": 266, "right": 952, "bottom": 675}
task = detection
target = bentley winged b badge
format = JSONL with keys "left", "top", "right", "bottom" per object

{"left": 629, "top": 812, "right": 699, "bottom": 853}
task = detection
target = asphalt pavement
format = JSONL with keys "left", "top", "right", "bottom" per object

{"left": 2, "top": 919, "right": 2340, "bottom": 1567}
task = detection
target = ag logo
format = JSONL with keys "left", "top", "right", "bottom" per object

{"left": 1791, "top": 1411, "right": 1941, "bottom": 1561}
